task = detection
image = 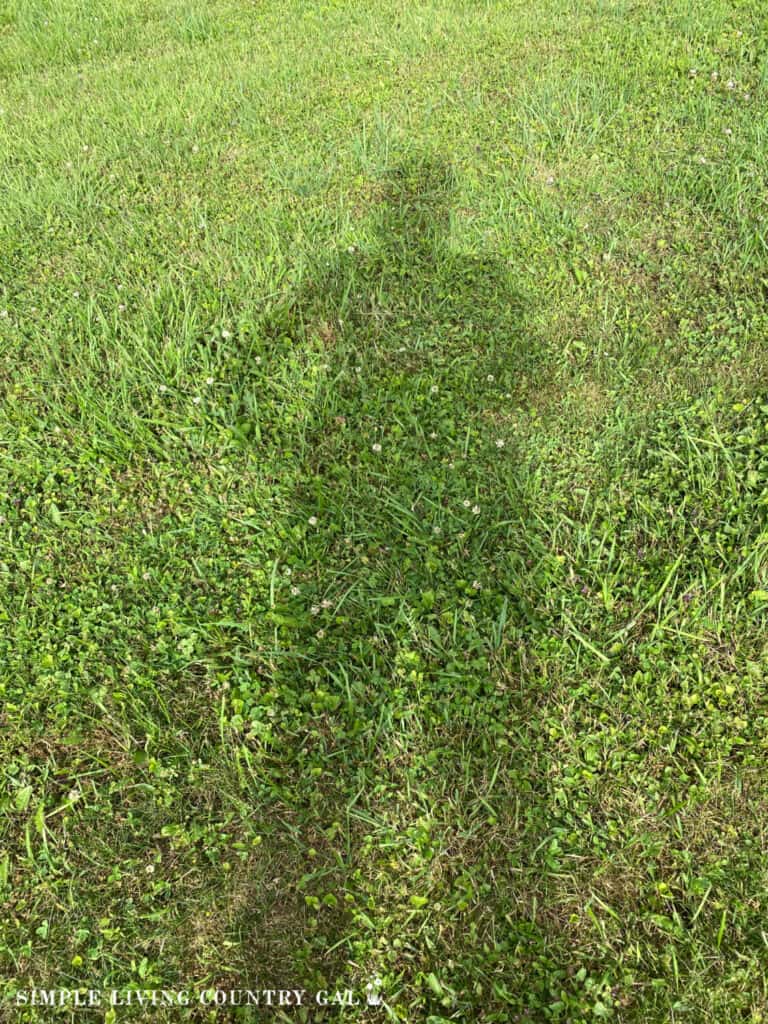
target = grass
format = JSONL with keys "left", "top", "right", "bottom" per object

{"left": 1, "top": 0, "right": 768, "bottom": 1020}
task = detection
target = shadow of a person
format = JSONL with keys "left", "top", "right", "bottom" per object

{"left": 231, "top": 152, "right": 558, "bottom": 1017}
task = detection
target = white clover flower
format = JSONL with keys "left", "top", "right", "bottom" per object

{"left": 321, "top": 599, "right": 332, "bottom": 609}
{"left": 316, "top": 629, "right": 325, "bottom": 639}
{"left": 72, "top": 291, "right": 80, "bottom": 298}
{"left": 726, "top": 79, "right": 736, "bottom": 90}
{"left": 433, "top": 526, "right": 441, "bottom": 535}
{"left": 372, "top": 442, "right": 382, "bottom": 452}
{"left": 347, "top": 245, "right": 356, "bottom": 254}
{"left": 724, "top": 127, "right": 732, "bottom": 136}
{"left": 688, "top": 68, "right": 697, "bottom": 78}
{"left": 221, "top": 328, "right": 232, "bottom": 339}
{"left": 472, "top": 505, "right": 481, "bottom": 515}
{"left": 429, "top": 432, "right": 437, "bottom": 439}
{"left": 462, "top": 499, "right": 471, "bottom": 508}
{"left": 710, "top": 71, "right": 718, "bottom": 81}
{"left": 142, "top": 571, "right": 150, "bottom": 580}
{"left": 192, "top": 395, "right": 201, "bottom": 405}
{"left": 355, "top": 365, "right": 362, "bottom": 374}
{"left": 254, "top": 356, "right": 262, "bottom": 365}
{"left": 430, "top": 385, "right": 438, "bottom": 393}
{"left": 0, "top": 310, "right": 7, "bottom": 319}
{"left": 495, "top": 439, "right": 505, "bottom": 448}
{"left": 159, "top": 384, "right": 167, "bottom": 393}
{"left": 486, "top": 374, "right": 495, "bottom": 382}
{"left": 310, "top": 605, "right": 320, "bottom": 616}
{"left": 472, "top": 580, "right": 482, "bottom": 590}
{"left": 290, "top": 585, "right": 300, "bottom": 596}
{"left": 118, "top": 303, "right": 126, "bottom": 312}
{"left": 308, "top": 515, "right": 318, "bottom": 526}
{"left": 206, "top": 376, "right": 214, "bottom": 385}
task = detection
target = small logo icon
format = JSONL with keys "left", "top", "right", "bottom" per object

{"left": 365, "top": 979, "right": 383, "bottom": 1006}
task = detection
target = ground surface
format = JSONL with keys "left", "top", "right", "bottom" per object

{"left": 1, "top": 1, "right": 768, "bottom": 1021}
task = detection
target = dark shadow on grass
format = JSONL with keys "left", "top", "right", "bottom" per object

{"left": 221, "top": 152, "right": 569, "bottom": 1018}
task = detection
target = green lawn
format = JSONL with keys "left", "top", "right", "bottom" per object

{"left": 1, "top": 0, "right": 768, "bottom": 1020}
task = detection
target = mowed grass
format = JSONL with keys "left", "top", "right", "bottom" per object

{"left": 1, "top": 0, "right": 768, "bottom": 1020}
